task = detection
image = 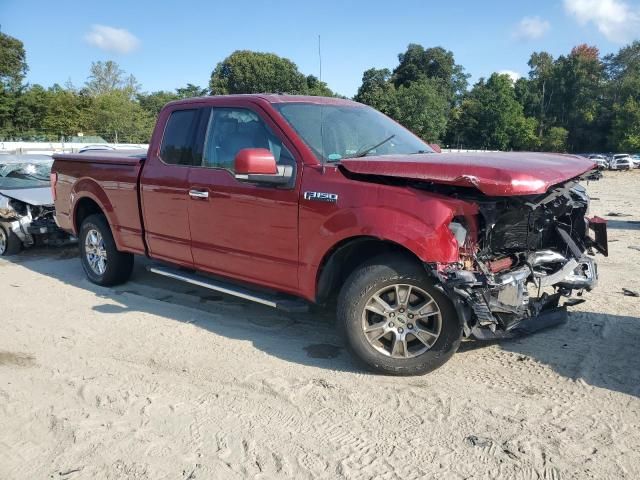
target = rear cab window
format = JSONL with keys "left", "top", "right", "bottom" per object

{"left": 159, "top": 109, "right": 202, "bottom": 166}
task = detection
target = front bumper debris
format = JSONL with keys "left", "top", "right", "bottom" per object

{"left": 437, "top": 215, "right": 606, "bottom": 340}
{"left": 588, "top": 216, "right": 608, "bottom": 257}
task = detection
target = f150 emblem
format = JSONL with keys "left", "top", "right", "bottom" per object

{"left": 304, "top": 191, "right": 338, "bottom": 203}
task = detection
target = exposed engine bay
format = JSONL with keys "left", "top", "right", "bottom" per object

{"left": 428, "top": 170, "right": 608, "bottom": 339}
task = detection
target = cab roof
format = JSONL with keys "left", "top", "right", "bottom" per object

{"left": 165, "top": 94, "right": 361, "bottom": 109}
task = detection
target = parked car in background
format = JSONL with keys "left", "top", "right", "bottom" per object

{"left": 631, "top": 154, "right": 640, "bottom": 168}
{"left": 52, "top": 95, "right": 608, "bottom": 375}
{"left": 588, "top": 154, "right": 608, "bottom": 170}
{"left": 610, "top": 154, "right": 633, "bottom": 171}
{"left": 0, "top": 155, "right": 72, "bottom": 256}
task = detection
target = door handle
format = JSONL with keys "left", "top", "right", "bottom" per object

{"left": 189, "top": 189, "right": 209, "bottom": 199}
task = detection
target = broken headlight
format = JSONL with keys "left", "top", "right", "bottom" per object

{"left": 448, "top": 221, "right": 468, "bottom": 247}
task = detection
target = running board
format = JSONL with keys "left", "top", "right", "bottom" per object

{"left": 147, "top": 265, "right": 309, "bottom": 313}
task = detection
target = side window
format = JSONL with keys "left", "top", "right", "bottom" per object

{"left": 160, "top": 109, "right": 200, "bottom": 165}
{"left": 202, "top": 108, "right": 296, "bottom": 172}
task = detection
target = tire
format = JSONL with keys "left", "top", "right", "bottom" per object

{"left": 79, "top": 214, "right": 133, "bottom": 286}
{"left": 337, "top": 254, "right": 462, "bottom": 376}
{"left": 0, "top": 225, "right": 22, "bottom": 256}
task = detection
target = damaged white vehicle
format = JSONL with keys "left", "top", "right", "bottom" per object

{"left": 0, "top": 155, "right": 72, "bottom": 256}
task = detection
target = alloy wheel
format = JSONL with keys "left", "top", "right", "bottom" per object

{"left": 0, "top": 228, "right": 6, "bottom": 255}
{"left": 361, "top": 284, "right": 442, "bottom": 358}
{"left": 85, "top": 228, "right": 107, "bottom": 275}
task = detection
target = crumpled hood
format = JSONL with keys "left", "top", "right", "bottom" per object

{"left": 0, "top": 187, "right": 53, "bottom": 206}
{"left": 340, "top": 152, "right": 596, "bottom": 196}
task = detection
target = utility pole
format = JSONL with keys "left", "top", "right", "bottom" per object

{"left": 318, "top": 35, "right": 322, "bottom": 82}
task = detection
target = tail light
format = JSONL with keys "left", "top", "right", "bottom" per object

{"left": 50, "top": 171, "right": 58, "bottom": 201}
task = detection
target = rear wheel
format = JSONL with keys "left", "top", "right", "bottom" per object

{"left": 337, "top": 255, "right": 462, "bottom": 375}
{"left": 0, "top": 225, "right": 22, "bottom": 256}
{"left": 79, "top": 214, "right": 133, "bottom": 286}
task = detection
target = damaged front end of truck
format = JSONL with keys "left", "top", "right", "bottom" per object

{"left": 430, "top": 171, "right": 607, "bottom": 340}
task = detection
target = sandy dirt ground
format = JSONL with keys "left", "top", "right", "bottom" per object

{"left": 1, "top": 170, "right": 640, "bottom": 480}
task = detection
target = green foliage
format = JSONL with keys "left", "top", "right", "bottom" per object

{"left": 87, "top": 90, "right": 154, "bottom": 143}
{"left": 210, "top": 50, "right": 334, "bottom": 97}
{"left": 305, "top": 75, "right": 333, "bottom": 96}
{"left": 0, "top": 32, "right": 28, "bottom": 91}
{"left": 388, "top": 80, "right": 449, "bottom": 142}
{"left": 176, "top": 83, "right": 208, "bottom": 98}
{"left": 542, "top": 126, "right": 569, "bottom": 152}
{"left": 392, "top": 44, "right": 469, "bottom": 103}
{"left": 137, "top": 90, "right": 180, "bottom": 117}
{"left": 354, "top": 68, "right": 395, "bottom": 113}
{"left": 85, "top": 60, "right": 139, "bottom": 97}
{"left": 604, "top": 41, "right": 640, "bottom": 151}
{"left": 610, "top": 98, "right": 640, "bottom": 151}
{"left": 1, "top": 33, "right": 639, "bottom": 153}
{"left": 455, "top": 74, "right": 538, "bottom": 150}
{"left": 210, "top": 50, "right": 306, "bottom": 95}
{"left": 0, "top": 52, "right": 211, "bottom": 142}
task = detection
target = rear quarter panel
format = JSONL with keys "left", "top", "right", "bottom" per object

{"left": 52, "top": 156, "right": 145, "bottom": 254}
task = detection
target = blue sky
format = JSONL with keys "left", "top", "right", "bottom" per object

{"left": 2, "top": 0, "right": 639, "bottom": 97}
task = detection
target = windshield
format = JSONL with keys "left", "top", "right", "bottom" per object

{"left": 0, "top": 160, "right": 53, "bottom": 189}
{"left": 274, "top": 103, "right": 433, "bottom": 162}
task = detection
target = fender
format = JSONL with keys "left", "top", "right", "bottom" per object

{"left": 70, "top": 179, "right": 120, "bottom": 243}
{"left": 299, "top": 200, "right": 464, "bottom": 301}
{"left": 319, "top": 204, "right": 459, "bottom": 262}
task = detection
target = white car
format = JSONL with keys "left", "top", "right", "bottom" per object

{"left": 588, "top": 154, "right": 608, "bottom": 170}
{"left": 631, "top": 155, "right": 640, "bottom": 168}
{"left": 610, "top": 154, "right": 633, "bottom": 170}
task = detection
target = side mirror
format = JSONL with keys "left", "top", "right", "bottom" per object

{"left": 234, "top": 148, "right": 293, "bottom": 186}
{"left": 429, "top": 143, "right": 442, "bottom": 153}
{"left": 234, "top": 148, "right": 277, "bottom": 175}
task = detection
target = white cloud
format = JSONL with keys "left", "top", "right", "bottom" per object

{"left": 564, "top": 0, "right": 640, "bottom": 43}
{"left": 499, "top": 70, "right": 523, "bottom": 82}
{"left": 513, "top": 16, "right": 551, "bottom": 40}
{"left": 85, "top": 25, "right": 140, "bottom": 54}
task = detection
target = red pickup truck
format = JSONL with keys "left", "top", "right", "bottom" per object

{"left": 52, "top": 95, "right": 607, "bottom": 375}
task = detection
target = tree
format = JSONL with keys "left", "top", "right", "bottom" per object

{"left": 610, "top": 97, "right": 640, "bottom": 151}
{"left": 520, "top": 51, "right": 555, "bottom": 137}
{"left": 87, "top": 90, "right": 154, "bottom": 143}
{"left": 85, "top": 60, "right": 139, "bottom": 97}
{"left": 390, "top": 80, "right": 449, "bottom": 142}
{"left": 41, "top": 85, "right": 92, "bottom": 139}
{"left": 209, "top": 50, "right": 308, "bottom": 95}
{"left": 541, "top": 126, "right": 569, "bottom": 152}
{"left": 554, "top": 45, "right": 605, "bottom": 151}
{"left": 392, "top": 44, "right": 469, "bottom": 103}
{"left": 456, "top": 73, "right": 538, "bottom": 150}
{"left": 604, "top": 41, "right": 640, "bottom": 150}
{"left": 305, "top": 75, "right": 334, "bottom": 96}
{"left": 516, "top": 45, "right": 607, "bottom": 152}
{"left": 0, "top": 32, "right": 28, "bottom": 91}
{"left": 137, "top": 90, "right": 179, "bottom": 117}
{"left": 176, "top": 83, "right": 208, "bottom": 98}
{"left": 354, "top": 68, "right": 395, "bottom": 113}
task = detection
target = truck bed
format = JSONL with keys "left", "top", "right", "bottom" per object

{"left": 54, "top": 149, "right": 147, "bottom": 165}
{"left": 52, "top": 150, "right": 148, "bottom": 255}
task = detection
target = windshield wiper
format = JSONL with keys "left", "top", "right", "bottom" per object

{"left": 347, "top": 134, "right": 396, "bottom": 159}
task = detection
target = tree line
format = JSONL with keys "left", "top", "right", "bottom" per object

{"left": 1, "top": 31, "right": 639, "bottom": 152}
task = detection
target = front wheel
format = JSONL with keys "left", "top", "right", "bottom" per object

{"left": 337, "top": 255, "right": 462, "bottom": 375}
{"left": 79, "top": 214, "right": 133, "bottom": 286}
